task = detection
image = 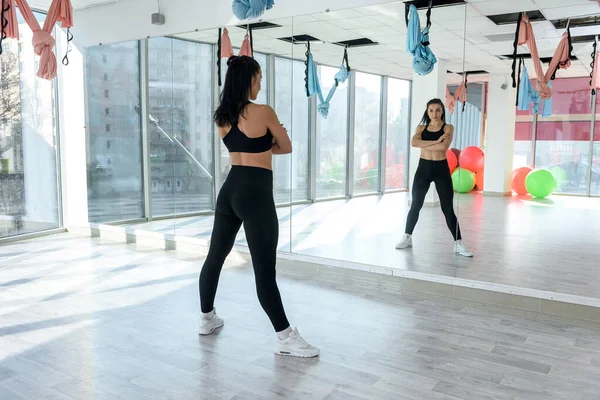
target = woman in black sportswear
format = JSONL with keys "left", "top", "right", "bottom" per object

{"left": 395, "top": 98, "right": 473, "bottom": 257}
{"left": 197, "top": 55, "right": 318, "bottom": 358}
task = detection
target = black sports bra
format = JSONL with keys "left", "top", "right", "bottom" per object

{"left": 421, "top": 123, "right": 446, "bottom": 141}
{"left": 222, "top": 124, "right": 273, "bottom": 153}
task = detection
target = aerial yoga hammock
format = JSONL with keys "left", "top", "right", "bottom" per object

{"left": 511, "top": 13, "right": 573, "bottom": 116}
{"left": 232, "top": 0, "right": 274, "bottom": 21}
{"left": 405, "top": 1, "right": 437, "bottom": 76}
{"left": 0, "top": 0, "right": 73, "bottom": 79}
{"left": 446, "top": 76, "right": 468, "bottom": 115}
{"left": 217, "top": 26, "right": 254, "bottom": 86}
{"left": 304, "top": 41, "right": 350, "bottom": 118}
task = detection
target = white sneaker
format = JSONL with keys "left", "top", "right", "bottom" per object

{"left": 395, "top": 234, "right": 412, "bottom": 249}
{"left": 274, "top": 327, "right": 319, "bottom": 358}
{"left": 198, "top": 309, "right": 224, "bottom": 335}
{"left": 455, "top": 240, "right": 473, "bottom": 257}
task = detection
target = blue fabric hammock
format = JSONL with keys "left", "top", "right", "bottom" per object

{"left": 232, "top": 0, "right": 274, "bottom": 20}
{"left": 405, "top": 3, "right": 437, "bottom": 76}
{"left": 305, "top": 43, "right": 350, "bottom": 118}
{"left": 517, "top": 59, "right": 552, "bottom": 117}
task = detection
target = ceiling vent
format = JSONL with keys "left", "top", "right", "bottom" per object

{"left": 334, "top": 38, "right": 379, "bottom": 48}
{"left": 404, "top": 0, "right": 466, "bottom": 9}
{"left": 499, "top": 54, "right": 579, "bottom": 63}
{"left": 278, "top": 34, "right": 321, "bottom": 44}
{"left": 236, "top": 22, "right": 282, "bottom": 30}
{"left": 448, "top": 69, "right": 489, "bottom": 75}
{"left": 551, "top": 16, "right": 600, "bottom": 30}
{"left": 486, "top": 11, "right": 545, "bottom": 26}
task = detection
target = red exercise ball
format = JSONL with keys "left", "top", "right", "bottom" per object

{"left": 459, "top": 146, "right": 485, "bottom": 173}
{"left": 511, "top": 166, "right": 533, "bottom": 195}
{"left": 475, "top": 170, "right": 484, "bottom": 191}
{"left": 450, "top": 148, "right": 461, "bottom": 163}
{"left": 446, "top": 149, "right": 458, "bottom": 173}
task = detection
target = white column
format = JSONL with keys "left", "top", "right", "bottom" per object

{"left": 408, "top": 58, "right": 447, "bottom": 206}
{"left": 56, "top": 31, "right": 90, "bottom": 228}
{"left": 483, "top": 74, "right": 516, "bottom": 196}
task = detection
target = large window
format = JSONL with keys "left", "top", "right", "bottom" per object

{"left": 514, "top": 122, "right": 533, "bottom": 168}
{"left": 385, "top": 78, "right": 410, "bottom": 190}
{"left": 0, "top": 13, "right": 60, "bottom": 238}
{"left": 315, "top": 65, "right": 348, "bottom": 198}
{"left": 353, "top": 72, "right": 381, "bottom": 194}
{"left": 513, "top": 77, "right": 600, "bottom": 196}
{"left": 534, "top": 77, "right": 592, "bottom": 195}
{"left": 148, "top": 38, "right": 214, "bottom": 216}
{"left": 448, "top": 82, "right": 484, "bottom": 149}
{"left": 274, "top": 57, "right": 309, "bottom": 204}
{"left": 85, "top": 41, "right": 144, "bottom": 222}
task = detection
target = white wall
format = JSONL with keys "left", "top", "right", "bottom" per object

{"left": 73, "top": 0, "right": 396, "bottom": 48}
{"left": 483, "top": 74, "right": 516, "bottom": 195}
{"left": 56, "top": 28, "right": 90, "bottom": 227}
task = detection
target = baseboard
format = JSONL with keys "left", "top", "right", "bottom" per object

{"left": 73, "top": 223, "right": 600, "bottom": 322}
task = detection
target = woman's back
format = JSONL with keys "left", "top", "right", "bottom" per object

{"left": 219, "top": 103, "right": 292, "bottom": 171}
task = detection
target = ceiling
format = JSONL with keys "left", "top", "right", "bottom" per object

{"left": 29, "top": 0, "right": 118, "bottom": 11}
{"left": 175, "top": 0, "right": 600, "bottom": 82}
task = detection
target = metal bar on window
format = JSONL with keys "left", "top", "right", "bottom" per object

{"left": 531, "top": 113, "right": 538, "bottom": 168}
{"left": 346, "top": 70, "right": 356, "bottom": 197}
{"left": 308, "top": 91, "right": 317, "bottom": 201}
{"left": 140, "top": 39, "right": 152, "bottom": 221}
{"left": 379, "top": 76, "right": 388, "bottom": 193}
{"left": 587, "top": 92, "right": 597, "bottom": 196}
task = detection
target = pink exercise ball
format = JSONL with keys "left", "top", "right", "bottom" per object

{"left": 446, "top": 149, "right": 458, "bottom": 173}
{"left": 459, "top": 146, "right": 485, "bottom": 173}
{"left": 475, "top": 170, "right": 484, "bottom": 191}
{"left": 511, "top": 166, "right": 533, "bottom": 195}
{"left": 450, "top": 148, "right": 461, "bottom": 164}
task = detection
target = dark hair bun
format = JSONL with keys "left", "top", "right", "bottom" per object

{"left": 227, "top": 56, "right": 240, "bottom": 67}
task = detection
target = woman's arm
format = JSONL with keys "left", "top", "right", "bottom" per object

{"left": 264, "top": 105, "right": 292, "bottom": 154}
{"left": 411, "top": 126, "right": 437, "bottom": 148}
{"left": 426, "top": 125, "right": 454, "bottom": 151}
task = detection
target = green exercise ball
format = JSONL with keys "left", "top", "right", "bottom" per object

{"left": 549, "top": 166, "right": 568, "bottom": 190}
{"left": 525, "top": 169, "right": 557, "bottom": 198}
{"left": 451, "top": 167, "right": 476, "bottom": 193}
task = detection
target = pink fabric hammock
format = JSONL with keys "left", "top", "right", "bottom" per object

{"left": 220, "top": 28, "right": 253, "bottom": 58}
{"left": 446, "top": 81, "right": 467, "bottom": 114}
{"left": 515, "top": 13, "right": 571, "bottom": 100}
{"left": 3, "top": 0, "right": 73, "bottom": 80}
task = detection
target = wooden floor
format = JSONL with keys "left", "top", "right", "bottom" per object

{"left": 130, "top": 192, "right": 600, "bottom": 300}
{"left": 2, "top": 234, "right": 600, "bottom": 399}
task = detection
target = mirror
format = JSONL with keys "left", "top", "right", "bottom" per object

{"left": 287, "top": 1, "right": 469, "bottom": 274}
{"left": 172, "top": 19, "right": 294, "bottom": 253}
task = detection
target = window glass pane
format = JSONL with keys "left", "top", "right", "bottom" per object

{"left": 85, "top": 41, "right": 143, "bottom": 222}
{"left": 385, "top": 78, "right": 410, "bottom": 190}
{"left": 353, "top": 72, "right": 381, "bottom": 194}
{"left": 535, "top": 77, "right": 592, "bottom": 195}
{"left": 273, "top": 57, "right": 309, "bottom": 203}
{"left": 148, "top": 38, "right": 215, "bottom": 216}
{"left": 315, "top": 65, "right": 348, "bottom": 198}
{"left": 1, "top": 13, "right": 60, "bottom": 237}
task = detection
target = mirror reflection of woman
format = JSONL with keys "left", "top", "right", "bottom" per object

{"left": 198, "top": 55, "right": 319, "bottom": 358}
{"left": 396, "top": 98, "right": 473, "bottom": 257}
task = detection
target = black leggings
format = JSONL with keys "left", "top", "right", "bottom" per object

{"left": 405, "top": 158, "right": 462, "bottom": 241}
{"left": 199, "top": 166, "right": 289, "bottom": 332}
